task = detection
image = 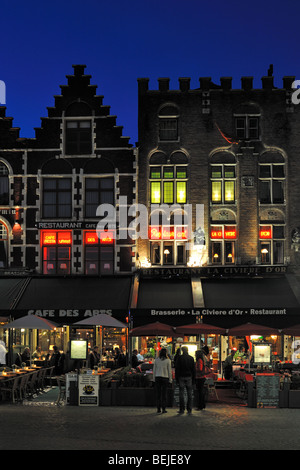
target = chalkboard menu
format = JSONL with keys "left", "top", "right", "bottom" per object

{"left": 256, "top": 374, "right": 280, "bottom": 408}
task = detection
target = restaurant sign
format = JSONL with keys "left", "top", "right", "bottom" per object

{"left": 140, "top": 265, "right": 288, "bottom": 278}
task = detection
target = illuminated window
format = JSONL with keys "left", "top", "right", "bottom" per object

{"left": 42, "top": 231, "right": 72, "bottom": 275}
{"left": 0, "top": 162, "right": 9, "bottom": 205}
{"left": 150, "top": 165, "right": 187, "bottom": 205}
{"left": 43, "top": 178, "right": 72, "bottom": 218}
{"left": 65, "top": 120, "right": 92, "bottom": 155}
{"left": 211, "top": 165, "right": 235, "bottom": 204}
{"left": 259, "top": 164, "right": 284, "bottom": 204}
{"left": 149, "top": 224, "right": 188, "bottom": 266}
{"left": 85, "top": 178, "right": 114, "bottom": 217}
{"left": 84, "top": 231, "right": 114, "bottom": 275}
{"left": 259, "top": 224, "right": 285, "bottom": 264}
{"left": 210, "top": 225, "right": 237, "bottom": 264}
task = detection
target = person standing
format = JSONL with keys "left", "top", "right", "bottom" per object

{"left": 0, "top": 340, "right": 7, "bottom": 367}
{"left": 195, "top": 346, "right": 210, "bottom": 410}
{"left": 175, "top": 346, "right": 195, "bottom": 415}
{"left": 153, "top": 348, "right": 173, "bottom": 414}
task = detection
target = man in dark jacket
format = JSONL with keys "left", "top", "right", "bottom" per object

{"left": 175, "top": 346, "right": 195, "bottom": 414}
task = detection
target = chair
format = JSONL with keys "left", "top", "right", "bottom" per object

{"left": 45, "top": 366, "right": 55, "bottom": 387}
{"left": 27, "top": 371, "right": 39, "bottom": 398}
{"left": 55, "top": 376, "right": 66, "bottom": 406}
{"left": 0, "top": 376, "right": 21, "bottom": 403}
{"left": 205, "top": 377, "right": 219, "bottom": 400}
{"left": 19, "top": 373, "right": 31, "bottom": 401}
{"left": 36, "top": 368, "right": 47, "bottom": 392}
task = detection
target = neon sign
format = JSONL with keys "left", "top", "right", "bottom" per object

{"left": 42, "top": 231, "right": 72, "bottom": 245}
{"left": 211, "top": 228, "right": 223, "bottom": 239}
{"left": 149, "top": 226, "right": 188, "bottom": 240}
{"left": 224, "top": 227, "right": 237, "bottom": 239}
{"left": 260, "top": 227, "right": 272, "bottom": 239}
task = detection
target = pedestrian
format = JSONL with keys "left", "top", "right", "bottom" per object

{"left": 89, "top": 346, "right": 100, "bottom": 369}
{"left": 224, "top": 349, "right": 236, "bottom": 380}
{"left": 195, "top": 346, "right": 211, "bottom": 410}
{"left": 0, "top": 340, "right": 7, "bottom": 367}
{"left": 153, "top": 348, "right": 173, "bottom": 413}
{"left": 131, "top": 349, "right": 139, "bottom": 369}
{"left": 175, "top": 346, "right": 195, "bottom": 414}
{"left": 50, "top": 345, "right": 62, "bottom": 375}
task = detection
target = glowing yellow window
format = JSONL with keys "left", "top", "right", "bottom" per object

{"left": 176, "top": 181, "right": 186, "bottom": 203}
{"left": 225, "top": 181, "right": 235, "bottom": 202}
{"left": 151, "top": 182, "right": 161, "bottom": 203}
{"left": 164, "top": 182, "right": 174, "bottom": 204}
{"left": 212, "top": 181, "right": 222, "bottom": 203}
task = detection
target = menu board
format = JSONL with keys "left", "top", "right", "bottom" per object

{"left": 256, "top": 374, "right": 280, "bottom": 408}
{"left": 253, "top": 344, "right": 271, "bottom": 365}
{"left": 70, "top": 340, "right": 88, "bottom": 360}
{"left": 78, "top": 375, "right": 99, "bottom": 406}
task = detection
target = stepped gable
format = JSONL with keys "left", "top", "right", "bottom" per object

{"left": 33, "top": 64, "right": 132, "bottom": 149}
{"left": 0, "top": 106, "right": 23, "bottom": 148}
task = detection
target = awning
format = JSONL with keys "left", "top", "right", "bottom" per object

{"left": 136, "top": 279, "right": 193, "bottom": 309}
{"left": 201, "top": 277, "right": 300, "bottom": 309}
{"left": 0, "top": 277, "right": 30, "bottom": 310}
{"left": 2, "top": 276, "right": 133, "bottom": 325}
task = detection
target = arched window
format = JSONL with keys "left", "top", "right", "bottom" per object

{"left": 0, "top": 162, "right": 9, "bottom": 205}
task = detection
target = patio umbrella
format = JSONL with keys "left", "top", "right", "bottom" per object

{"left": 282, "top": 324, "right": 300, "bottom": 336}
{"left": 73, "top": 314, "right": 128, "bottom": 362}
{"left": 73, "top": 313, "right": 127, "bottom": 329}
{"left": 4, "top": 314, "right": 57, "bottom": 330}
{"left": 129, "top": 321, "right": 177, "bottom": 337}
{"left": 227, "top": 322, "right": 280, "bottom": 336}
{"left": 3, "top": 314, "right": 57, "bottom": 366}
{"left": 176, "top": 323, "right": 226, "bottom": 335}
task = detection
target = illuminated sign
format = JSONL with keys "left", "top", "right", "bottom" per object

{"left": 149, "top": 226, "right": 161, "bottom": 240}
{"left": 149, "top": 226, "right": 188, "bottom": 240}
{"left": 224, "top": 227, "right": 237, "bottom": 239}
{"left": 42, "top": 231, "right": 72, "bottom": 245}
{"left": 85, "top": 232, "right": 98, "bottom": 244}
{"left": 260, "top": 227, "right": 272, "bottom": 239}
{"left": 211, "top": 228, "right": 223, "bottom": 239}
{"left": 99, "top": 231, "right": 114, "bottom": 244}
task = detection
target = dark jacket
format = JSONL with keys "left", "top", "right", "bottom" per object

{"left": 175, "top": 352, "right": 195, "bottom": 382}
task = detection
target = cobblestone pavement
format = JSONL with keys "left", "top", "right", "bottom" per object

{"left": 1, "top": 400, "right": 300, "bottom": 451}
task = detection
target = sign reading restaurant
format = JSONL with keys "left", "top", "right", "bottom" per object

{"left": 140, "top": 265, "right": 288, "bottom": 277}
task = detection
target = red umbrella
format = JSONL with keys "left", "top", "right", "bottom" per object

{"left": 129, "top": 321, "right": 177, "bottom": 336}
{"left": 176, "top": 323, "right": 226, "bottom": 335}
{"left": 227, "top": 322, "right": 280, "bottom": 336}
{"left": 282, "top": 324, "right": 300, "bottom": 336}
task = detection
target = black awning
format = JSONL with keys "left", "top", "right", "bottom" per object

{"left": 0, "top": 277, "right": 30, "bottom": 310}
{"left": 201, "top": 276, "right": 300, "bottom": 308}
{"left": 137, "top": 278, "right": 193, "bottom": 309}
{"left": 9, "top": 276, "right": 133, "bottom": 324}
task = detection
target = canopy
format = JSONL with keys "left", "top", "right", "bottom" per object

{"left": 73, "top": 313, "right": 127, "bottom": 329}
{"left": 176, "top": 323, "right": 226, "bottom": 335}
{"left": 281, "top": 324, "right": 300, "bottom": 336}
{"left": 130, "top": 321, "right": 177, "bottom": 337}
{"left": 227, "top": 322, "right": 280, "bottom": 336}
{"left": 3, "top": 314, "right": 57, "bottom": 330}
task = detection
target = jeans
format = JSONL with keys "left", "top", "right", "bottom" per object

{"left": 178, "top": 377, "right": 193, "bottom": 412}
{"left": 155, "top": 377, "right": 169, "bottom": 411}
{"left": 195, "top": 378, "right": 206, "bottom": 409}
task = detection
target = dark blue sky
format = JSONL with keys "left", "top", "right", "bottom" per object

{"left": 1, "top": 0, "right": 299, "bottom": 145}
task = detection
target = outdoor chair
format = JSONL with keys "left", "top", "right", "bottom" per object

{"left": 26, "top": 371, "right": 39, "bottom": 398}
{"left": 0, "top": 376, "right": 21, "bottom": 403}
{"left": 205, "top": 377, "right": 219, "bottom": 401}
{"left": 55, "top": 375, "right": 66, "bottom": 406}
{"left": 45, "top": 366, "right": 55, "bottom": 387}
{"left": 36, "top": 367, "right": 47, "bottom": 392}
{"left": 19, "top": 373, "right": 30, "bottom": 401}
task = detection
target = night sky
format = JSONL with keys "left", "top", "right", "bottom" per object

{"left": 0, "top": 0, "right": 299, "bottom": 145}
